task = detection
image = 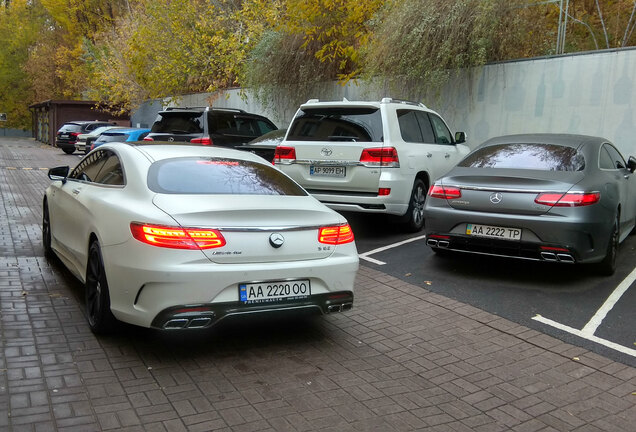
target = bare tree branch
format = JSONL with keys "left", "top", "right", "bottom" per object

{"left": 623, "top": 1, "right": 636, "bottom": 47}
{"left": 594, "top": 0, "right": 609, "bottom": 48}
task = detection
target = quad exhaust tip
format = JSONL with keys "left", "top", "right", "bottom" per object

{"left": 540, "top": 251, "right": 575, "bottom": 263}
{"left": 327, "top": 302, "right": 353, "bottom": 313}
{"left": 427, "top": 239, "right": 449, "bottom": 248}
{"left": 163, "top": 316, "right": 213, "bottom": 329}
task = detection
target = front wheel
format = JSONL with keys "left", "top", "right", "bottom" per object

{"left": 401, "top": 179, "right": 427, "bottom": 232}
{"left": 596, "top": 216, "right": 619, "bottom": 276}
{"left": 85, "top": 241, "right": 117, "bottom": 333}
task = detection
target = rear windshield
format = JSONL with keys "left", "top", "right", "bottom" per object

{"left": 59, "top": 123, "right": 82, "bottom": 133}
{"left": 151, "top": 112, "right": 204, "bottom": 134}
{"left": 459, "top": 143, "right": 585, "bottom": 171}
{"left": 96, "top": 133, "right": 130, "bottom": 143}
{"left": 147, "top": 157, "right": 308, "bottom": 195}
{"left": 287, "top": 107, "right": 383, "bottom": 142}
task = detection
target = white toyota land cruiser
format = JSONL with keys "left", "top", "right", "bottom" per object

{"left": 273, "top": 98, "right": 470, "bottom": 231}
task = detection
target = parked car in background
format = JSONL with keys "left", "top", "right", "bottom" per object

{"left": 236, "top": 129, "right": 287, "bottom": 162}
{"left": 90, "top": 128, "right": 151, "bottom": 151}
{"left": 75, "top": 126, "right": 126, "bottom": 154}
{"left": 56, "top": 121, "right": 117, "bottom": 154}
{"left": 424, "top": 134, "right": 636, "bottom": 275}
{"left": 144, "top": 107, "right": 277, "bottom": 147}
{"left": 43, "top": 143, "right": 358, "bottom": 333}
{"left": 274, "top": 98, "right": 469, "bottom": 231}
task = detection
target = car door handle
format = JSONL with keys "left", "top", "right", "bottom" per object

{"left": 444, "top": 153, "right": 450, "bottom": 159}
{"left": 427, "top": 153, "right": 432, "bottom": 158}
{"left": 72, "top": 189, "right": 81, "bottom": 195}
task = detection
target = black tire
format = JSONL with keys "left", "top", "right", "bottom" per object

{"left": 597, "top": 216, "right": 619, "bottom": 276}
{"left": 85, "top": 241, "right": 117, "bottom": 334}
{"left": 402, "top": 179, "right": 427, "bottom": 233}
{"left": 62, "top": 147, "right": 75, "bottom": 154}
{"left": 42, "top": 200, "right": 53, "bottom": 258}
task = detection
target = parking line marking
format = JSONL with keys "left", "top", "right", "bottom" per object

{"left": 359, "top": 234, "right": 427, "bottom": 265}
{"left": 533, "top": 314, "right": 636, "bottom": 358}
{"left": 581, "top": 266, "right": 636, "bottom": 336}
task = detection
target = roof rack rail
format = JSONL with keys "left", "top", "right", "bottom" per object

{"left": 164, "top": 106, "right": 246, "bottom": 113}
{"left": 306, "top": 99, "right": 320, "bottom": 104}
{"left": 380, "top": 98, "right": 427, "bottom": 109}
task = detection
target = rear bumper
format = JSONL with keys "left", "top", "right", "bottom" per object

{"left": 101, "top": 239, "right": 359, "bottom": 328}
{"left": 56, "top": 140, "right": 76, "bottom": 150}
{"left": 424, "top": 206, "right": 613, "bottom": 264}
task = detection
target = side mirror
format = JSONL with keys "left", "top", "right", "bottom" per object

{"left": 48, "top": 166, "right": 70, "bottom": 184}
{"left": 628, "top": 156, "right": 636, "bottom": 173}
{"left": 455, "top": 131, "right": 466, "bottom": 144}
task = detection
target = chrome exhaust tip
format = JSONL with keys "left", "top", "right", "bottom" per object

{"left": 437, "top": 240, "right": 449, "bottom": 248}
{"left": 188, "top": 317, "right": 212, "bottom": 328}
{"left": 163, "top": 319, "right": 188, "bottom": 329}
{"left": 540, "top": 252, "right": 558, "bottom": 261}
{"left": 557, "top": 254, "right": 575, "bottom": 263}
{"left": 426, "top": 239, "right": 438, "bottom": 247}
{"left": 327, "top": 304, "right": 342, "bottom": 313}
{"left": 341, "top": 303, "right": 353, "bottom": 312}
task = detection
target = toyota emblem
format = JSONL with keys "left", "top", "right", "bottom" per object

{"left": 320, "top": 147, "right": 333, "bottom": 157}
{"left": 269, "top": 233, "right": 285, "bottom": 248}
{"left": 168, "top": 137, "right": 175, "bottom": 142}
{"left": 489, "top": 192, "right": 503, "bottom": 204}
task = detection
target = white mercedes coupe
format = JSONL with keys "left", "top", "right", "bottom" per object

{"left": 43, "top": 143, "right": 359, "bottom": 333}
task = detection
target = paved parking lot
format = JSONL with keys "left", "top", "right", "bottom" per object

{"left": 1, "top": 138, "right": 636, "bottom": 431}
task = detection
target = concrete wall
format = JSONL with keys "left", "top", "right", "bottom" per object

{"left": 132, "top": 47, "right": 636, "bottom": 158}
{"left": 0, "top": 128, "right": 31, "bottom": 138}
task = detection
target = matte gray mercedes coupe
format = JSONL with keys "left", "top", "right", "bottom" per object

{"left": 424, "top": 134, "right": 636, "bottom": 275}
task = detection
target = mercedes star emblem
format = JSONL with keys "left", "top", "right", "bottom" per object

{"left": 168, "top": 137, "right": 175, "bottom": 142}
{"left": 269, "top": 233, "right": 285, "bottom": 248}
{"left": 320, "top": 147, "right": 333, "bottom": 157}
{"left": 489, "top": 192, "right": 503, "bottom": 204}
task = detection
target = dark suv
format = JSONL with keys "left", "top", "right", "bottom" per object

{"left": 145, "top": 107, "right": 277, "bottom": 147}
{"left": 56, "top": 121, "right": 117, "bottom": 154}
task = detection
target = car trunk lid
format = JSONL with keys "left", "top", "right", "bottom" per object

{"left": 440, "top": 168, "right": 585, "bottom": 215}
{"left": 152, "top": 194, "right": 343, "bottom": 263}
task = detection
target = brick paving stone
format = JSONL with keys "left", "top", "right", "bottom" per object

{"left": 1, "top": 137, "right": 636, "bottom": 431}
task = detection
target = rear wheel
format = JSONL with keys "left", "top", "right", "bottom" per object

{"left": 62, "top": 147, "right": 74, "bottom": 154}
{"left": 597, "top": 216, "right": 619, "bottom": 276}
{"left": 402, "top": 179, "right": 427, "bottom": 232}
{"left": 42, "top": 200, "right": 53, "bottom": 257}
{"left": 85, "top": 241, "right": 117, "bottom": 334}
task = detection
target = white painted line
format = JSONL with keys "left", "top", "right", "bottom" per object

{"left": 581, "top": 266, "right": 636, "bottom": 336}
{"left": 533, "top": 314, "right": 636, "bottom": 358}
{"left": 359, "top": 234, "right": 427, "bottom": 265}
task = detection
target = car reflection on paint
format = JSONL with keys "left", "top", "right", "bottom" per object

{"left": 424, "top": 134, "right": 636, "bottom": 275}
{"left": 42, "top": 142, "right": 359, "bottom": 333}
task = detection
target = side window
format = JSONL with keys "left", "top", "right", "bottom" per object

{"left": 209, "top": 113, "right": 235, "bottom": 134}
{"left": 429, "top": 114, "right": 453, "bottom": 145}
{"left": 397, "top": 110, "right": 424, "bottom": 143}
{"left": 604, "top": 144, "right": 626, "bottom": 169}
{"left": 256, "top": 120, "right": 276, "bottom": 135}
{"left": 93, "top": 151, "right": 125, "bottom": 186}
{"left": 69, "top": 151, "right": 107, "bottom": 182}
{"left": 415, "top": 112, "right": 436, "bottom": 143}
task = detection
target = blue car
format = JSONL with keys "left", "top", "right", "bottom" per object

{"left": 91, "top": 128, "right": 151, "bottom": 151}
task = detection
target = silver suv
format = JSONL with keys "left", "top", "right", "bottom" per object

{"left": 274, "top": 98, "right": 469, "bottom": 231}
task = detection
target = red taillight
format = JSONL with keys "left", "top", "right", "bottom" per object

{"left": 70, "top": 132, "right": 80, "bottom": 137}
{"left": 359, "top": 147, "right": 399, "bottom": 167}
{"left": 318, "top": 224, "right": 355, "bottom": 245}
{"left": 535, "top": 192, "right": 600, "bottom": 207}
{"left": 429, "top": 234, "right": 450, "bottom": 239}
{"left": 130, "top": 223, "right": 226, "bottom": 250}
{"left": 191, "top": 137, "right": 213, "bottom": 145}
{"left": 428, "top": 185, "right": 462, "bottom": 199}
{"left": 540, "top": 246, "right": 570, "bottom": 252}
{"left": 378, "top": 188, "right": 391, "bottom": 196}
{"left": 143, "top": 136, "right": 154, "bottom": 141}
{"left": 274, "top": 146, "right": 296, "bottom": 164}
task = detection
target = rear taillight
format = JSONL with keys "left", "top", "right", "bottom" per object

{"left": 535, "top": 192, "right": 600, "bottom": 207}
{"left": 378, "top": 188, "right": 391, "bottom": 196}
{"left": 274, "top": 146, "right": 296, "bottom": 164}
{"left": 70, "top": 132, "right": 80, "bottom": 137}
{"left": 143, "top": 136, "right": 154, "bottom": 141}
{"left": 191, "top": 137, "right": 213, "bottom": 145}
{"left": 359, "top": 147, "right": 399, "bottom": 167}
{"left": 130, "top": 223, "right": 226, "bottom": 249}
{"left": 318, "top": 224, "right": 355, "bottom": 245}
{"left": 428, "top": 185, "right": 462, "bottom": 199}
